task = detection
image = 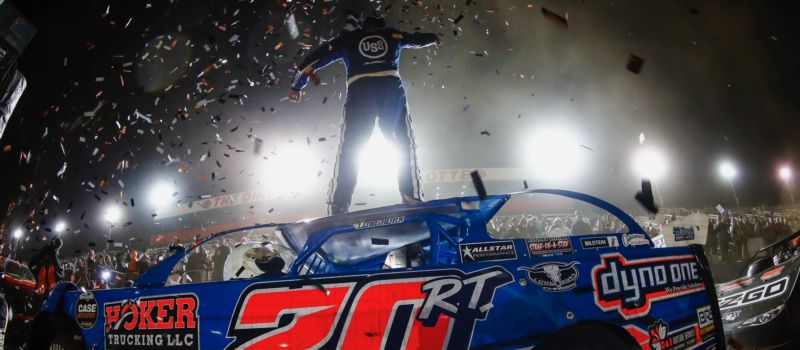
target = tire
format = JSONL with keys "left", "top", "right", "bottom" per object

{"left": 535, "top": 322, "right": 639, "bottom": 350}
{"left": 47, "top": 332, "right": 83, "bottom": 350}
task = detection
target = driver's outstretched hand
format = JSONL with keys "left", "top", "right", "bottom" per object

{"left": 288, "top": 89, "right": 301, "bottom": 102}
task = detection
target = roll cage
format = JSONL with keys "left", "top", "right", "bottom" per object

{"left": 134, "top": 189, "right": 646, "bottom": 288}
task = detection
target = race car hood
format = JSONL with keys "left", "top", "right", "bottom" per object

{"left": 716, "top": 255, "right": 800, "bottom": 331}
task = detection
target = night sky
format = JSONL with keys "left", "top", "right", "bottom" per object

{"left": 2, "top": 0, "right": 800, "bottom": 253}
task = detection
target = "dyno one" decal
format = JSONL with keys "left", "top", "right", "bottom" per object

{"left": 592, "top": 253, "right": 705, "bottom": 319}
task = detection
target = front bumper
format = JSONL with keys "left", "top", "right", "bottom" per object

{"left": 725, "top": 315, "right": 797, "bottom": 349}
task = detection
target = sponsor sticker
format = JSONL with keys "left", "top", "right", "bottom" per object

{"left": 718, "top": 277, "right": 789, "bottom": 310}
{"left": 672, "top": 226, "right": 695, "bottom": 241}
{"left": 580, "top": 236, "right": 620, "bottom": 249}
{"left": 76, "top": 292, "right": 98, "bottom": 329}
{"left": 718, "top": 278, "right": 753, "bottom": 293}
{"left": 760, "top": 266, "right": 785, "bottom": 281}
{"left": 459, "top": 241, "right": 517, "bottom": 263}
{"left": 651, "top": 234, "right": 666, "bottom": 248}
{"left": 648, "top": 320, "right": 698, "bottom": 350}
{"left": 226, "top": 267, "right": 512, "bottom": 349}
{"left": 592, "top": 253, "right": 704, "bottom": 319}
{"left": 722, "top": 310, "right": 741, "bottom": 322}
{"left": 104, "top": 293, "right": 199, "bottom": 349}
{"left": 526, "top": 237, "right": 573, "bottom": 256}
{"left": 697, "top": 305, "right": 713, "bottom": 329}
{"left": 518, "top": 261, "right": 580, "bottom": 292}
{"left": 353, "top": 216, "right": 404, "bottom": 230}
{"left": 358, "top": 35, "right": 388, "bottom": 59}
{"left": 622, "top": 233, "right": 651, "bottom": 247}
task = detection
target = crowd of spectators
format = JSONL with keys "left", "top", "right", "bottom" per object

{"left": 55, "top": 235, "right": 238, "bottom": 290}
{"left": 489, "top": 207, "right": 800, "bottom": 264}
{"left": 12, "top": 206, "right": 800, "bottom": 291}
{"left": 489, "top": 211, "right": 629, "bottom": 239}
{"left": 706, "top": 214, "right": 796, "bottom": 263}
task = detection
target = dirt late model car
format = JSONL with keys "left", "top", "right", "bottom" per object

{"left": 30, "top": 190, "right": 724, "bottom": 350}
{"left": 716, "top": 231, "right": 800, "bottom": 349}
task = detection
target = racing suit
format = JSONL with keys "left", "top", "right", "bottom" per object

{"left": 291, "top": 25, "right": 438, "bottom": 215}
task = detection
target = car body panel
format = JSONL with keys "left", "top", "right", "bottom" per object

{"left": 34, "top": 190, "right": 724, "bottom": 349}
{"left": 717, "top": 245, "right": 800, "bottom": 348}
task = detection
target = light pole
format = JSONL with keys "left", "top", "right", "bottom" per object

{"left": 779, "top": 165, "right": 794, "bottom": 204}
{"left": 104, "top": 206, "right": 121, "bottom": 248}
{"left": 719, "top": 161, "right": 739, "bottom": 207}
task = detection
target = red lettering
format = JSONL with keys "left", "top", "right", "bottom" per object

{"left": 137, "top": 300, "right": 156, "bottom": 330}
{"left": 339, "top": 279, "right": 451, "bottom": 349}
{"left": 235, "top": 284, "right": 353, "bottom": 349}
{"left": 175, "top": 297, "right": 197, "bottom": 329}
{"left": 105, "top": 305, "right": 121, "bottom": 328}
{"left": 121, "top": 303, "right": 139, "bottom": 331}
{"left": 154, "top": 299, "right": 174, "bottom": 329}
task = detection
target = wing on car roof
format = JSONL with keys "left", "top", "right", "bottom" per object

{"left": 281, "top": 195, "right": 509, "bottom": 252}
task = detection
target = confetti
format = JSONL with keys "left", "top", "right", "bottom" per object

{"left": 541, "top": 7, "right": 569, "bottom": 28}
{"left": 626, "top": 54, "right": 645, "bottom": 74}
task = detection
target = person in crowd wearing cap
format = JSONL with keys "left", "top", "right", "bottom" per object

{"left": 28, "top": 238, "right": 64, "bottom": 297}
{"left": 289, "top": 14, "right": 441, "bottom": 215}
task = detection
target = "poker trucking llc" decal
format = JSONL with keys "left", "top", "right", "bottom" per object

{"left": 104, "top": 293, "right": 199, "bottom": 349}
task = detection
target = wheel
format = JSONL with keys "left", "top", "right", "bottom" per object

{"left": 47, "top": 332, "right": 83, "bottom": 350}
{"left": 535, "top": 322, "right": 639, "bottom": 350}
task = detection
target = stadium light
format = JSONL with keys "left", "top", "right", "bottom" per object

{"left": 525, "top": 128, "right": 583, "bottom": 181}
{"left": 779, "top": 166, "right": 792, "bottom": 181}
{"left": 632, "top": 147, "right": 668, "bottom": 180}
{"left": 261, "top": 144, "right": 317, "bottom": 193}
{"left": 718, "top": 160, "right": 740, "bottom": 206}
{"left": 359, "top": 125, "right": 399, "bottom": 188}
{"left": 779, "top": 165, "right": 794, "bottom": 203}
{"left": 149, "top": 181, "right": 176, "bottom": 207}
{"left": 104, "top": 205, "right": 121, "bottom": 224}
{"left": 13, "top": 228, "right": 23, "bottom": 239}
{"left": 719, "top": 161, "right": 737, "bottom": 180}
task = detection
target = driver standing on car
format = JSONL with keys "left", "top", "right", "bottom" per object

{"left": 288, "top": 15, "right": 440, "bottom": 215}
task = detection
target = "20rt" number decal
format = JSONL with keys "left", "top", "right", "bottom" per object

{"left": 225, "top": 267, "right": 513, "bottom": 349}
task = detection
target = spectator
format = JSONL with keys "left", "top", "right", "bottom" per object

{"left": 212, "top": 244, "right": 232, "bottom": 281}
{"left": 717, "top": 217, "right": 731, "bottom": 262}
{"left": 126, "top": 250, "right": 140, "bottom": 281}
{"left": 185, "top": 248, "right": 210, "bottom": 283}
{"left": 29, "top": 238, "right": 64, "bottom": 297}
{"left": 544, "top": 218, "right": 570, "bottom": 238}
{"left": 571, "top": 211, "right": 593, "bottom": 235}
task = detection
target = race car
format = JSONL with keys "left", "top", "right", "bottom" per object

{"left": 0, "top": 258, "right": 38, "bottom": 348}
{"left": 716, "top": 231, "right": 800, "bottom": 349}
{"left": 29, "top": 189, "right": 724, "bottom": 349}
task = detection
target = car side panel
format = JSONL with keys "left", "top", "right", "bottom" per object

{"left": 48, "top": 239, "right": 720, "bottom": 349}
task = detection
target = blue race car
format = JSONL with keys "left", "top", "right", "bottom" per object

{"left": 29, "top": 190, "right": 725, "bottom": 349}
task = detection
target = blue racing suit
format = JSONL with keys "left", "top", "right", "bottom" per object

{"left": 291, "top": 27, "right": 438, "bottom": 214}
